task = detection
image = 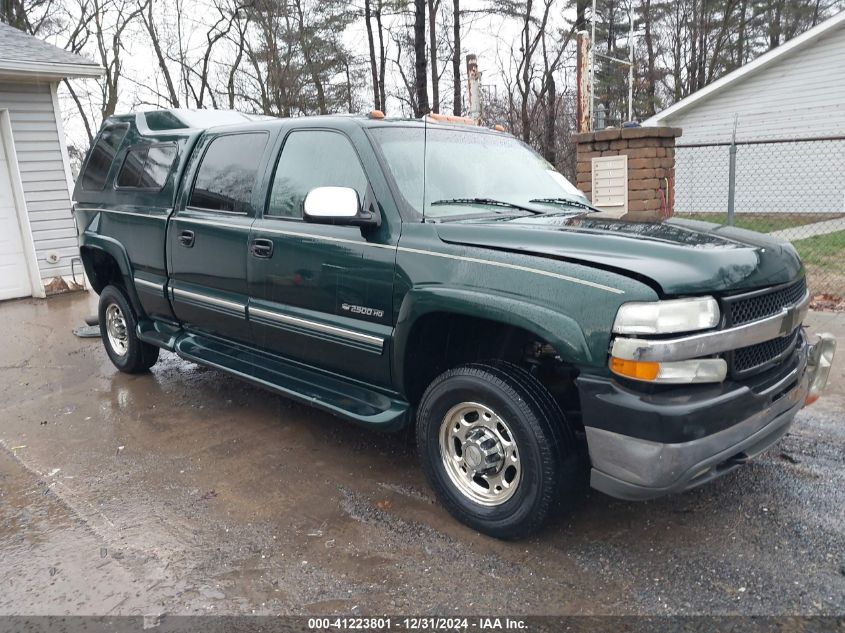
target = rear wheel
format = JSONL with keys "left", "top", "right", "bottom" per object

{"left": 417, "top": 362, "right": 582, "bottom": 539}
{"left": 98, "top": 284, "right": 159, "bottom": 373}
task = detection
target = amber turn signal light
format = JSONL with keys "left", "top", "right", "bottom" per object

{"left": 609, "top": 357, "right": 660, "bottom": 381}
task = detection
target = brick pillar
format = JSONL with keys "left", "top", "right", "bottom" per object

{"left": 573, "top": 126, "right": 682, "bottom": 222}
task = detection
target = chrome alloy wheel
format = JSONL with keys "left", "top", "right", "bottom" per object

{"left": 105, "top": 303, "right": 129, "bottom": 357}
{"left": 438, "top": 402, "right": 521, "bottom": 506}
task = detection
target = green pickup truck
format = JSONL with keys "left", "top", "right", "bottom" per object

{"left": 74, "top": 109, "right": 835, "bottom": 539}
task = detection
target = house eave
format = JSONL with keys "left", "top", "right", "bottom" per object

{"left": 0, "top": 60, "right": 105, "bottom": 80}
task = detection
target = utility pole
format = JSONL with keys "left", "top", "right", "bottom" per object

{"left": 576, "top": 31, "right": 590, "bottom": 133}
{"left": 628, "top": 0, "right": 634, "bottom": 122}
{"left": 466, "top": 54, "right": 483, "bottom": 123}
{"left": 589, "top": 0, "right": 596, "bottom": 131}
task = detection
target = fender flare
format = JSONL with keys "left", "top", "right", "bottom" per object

{"left": 391, "top": 286, "right": 592, "bottom": 391}
{"left": 79, "top": 233, "right": 145, "bottom": 315}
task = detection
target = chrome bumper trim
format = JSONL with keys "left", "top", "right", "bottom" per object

{"left": 611, "top": 291, "right": 810, "bottom": 362}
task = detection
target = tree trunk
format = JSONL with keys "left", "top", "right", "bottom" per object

{"left": 228, "top": 13, "right": 248, "bottom": 110}
{"left": 520, "top": 1, "right": 532, "bottom": 142}
{"left": 375, "top": 2, "right": 387, "bottom": 112}
{"left": 642, "top": 0, "right": 656, "bottom": 116}
{"left": 543, "top": 71, "right": 556, "bottom": 164}
{"left": 364, "top": 0, "right": 381, "bottom": 110}
{"left": 769, "top": 1, "right": 783, "bottom": 49}
{"left": 414, "top": 0, "right": 430, "bottom": 116}
{"left": 143, "top": 0, "right": 179, "bottom": 107}
{"left": 575, "top": 0, "right": 588, "bottom": 31}
{"left": 428, "top": 0, "right": 440, "bottom": 113}
{"left": 451, "top": 0, "right": 461, "bottom": 115}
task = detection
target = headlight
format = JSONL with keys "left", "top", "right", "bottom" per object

{"left": 613, "top": 296, "right": 720, "bottom": 335}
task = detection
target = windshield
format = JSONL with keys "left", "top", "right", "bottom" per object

{"left": 370, "top": 126, "right": 588, "bottom": 219}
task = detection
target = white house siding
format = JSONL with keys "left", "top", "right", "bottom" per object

{"left": 661, "top": 25, "right": 845, "bottom": 215}
{"left": 0, "top": 80, "right": 77, "bottom": 282}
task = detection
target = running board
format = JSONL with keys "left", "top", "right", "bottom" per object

{"left": 137, "top": 319, "right": 182, "bottom": 351}
{"left": 173, "top": 332, "right": 410, "bottom": 431}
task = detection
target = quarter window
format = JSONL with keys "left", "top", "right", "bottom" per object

{"left": 81, "top": 124, "right": 129, "bottom": 190}
{"left": 268, "top": 130, "right": 368, "bottom": 218}
{"left": 188, "top": 133, "right": 268, "bottom": 214}
{"left": 116, "top": 144, "right": 177, "bottom": 190}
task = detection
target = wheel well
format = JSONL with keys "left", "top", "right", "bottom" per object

{"left": 402, "top": 312, "right": 582, "bottom": 428}
{"left": 80, "top": 247, "right": 123, "bottom": 294}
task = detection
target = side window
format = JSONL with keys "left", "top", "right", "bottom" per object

{"left": 188, "top": 133, "right": 268, "bottom": 214}
{"left": 268, "top": 130, "right": 368, "bottom": 219}
{"left": 116, "top": 144, "right": 177, "bottom": 190}
{"left": 81, "top": 124, "right": 129, "bottom": 190}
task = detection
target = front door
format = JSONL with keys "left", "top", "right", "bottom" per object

{"left": 168, "top": 130, "right": 272, "bottom": 343}
{"left": 248, "top": 127, "right": 397, "bottom": 387}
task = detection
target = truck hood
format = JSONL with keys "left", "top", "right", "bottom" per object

{"left": 434, "top": 216, "right": 803, "bottom": 296}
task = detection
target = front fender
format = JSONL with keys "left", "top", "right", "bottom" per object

{"left": 392, "top": 285, "right": 593, "bottom": 389}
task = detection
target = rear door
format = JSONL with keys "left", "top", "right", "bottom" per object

{"left": 247, "top": 126, "right": 397, "bottom": 387}
{"left": 167, "top": 130, "right": 272, "bottom": 344}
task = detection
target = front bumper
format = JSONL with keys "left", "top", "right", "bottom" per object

{"left": 580, "top": 333, "right": 835, "bottom": 501}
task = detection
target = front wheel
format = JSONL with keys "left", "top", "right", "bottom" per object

{"left": 416, "top": 362, "right": 581, "bottom": 539}
{"left": 98, "top": 284, "right": 159, "bottom": 373}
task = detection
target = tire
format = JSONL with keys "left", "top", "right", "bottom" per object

{"left": 416, "top": 362, "right": 582, "bottom": 539}
{"left": 98, "top": 284, "right": 159, "bottom": 373}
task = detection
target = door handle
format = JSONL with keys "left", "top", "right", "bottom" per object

{"left": 250, "top": 238, "right": 274, "bottom": 259}
{"left": 178, "top": 230, "right": 195, "bottom": 248}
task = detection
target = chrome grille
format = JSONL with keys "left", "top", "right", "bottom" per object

{"left": 725, "top": 277, "right": 806, "bottom": 326}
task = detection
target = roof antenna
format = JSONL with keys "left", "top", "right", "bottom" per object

{"left": 422, "top": 113, "right": 428, "bottom": 222}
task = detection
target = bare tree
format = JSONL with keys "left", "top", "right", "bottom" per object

{"left": 427, "top": 0, "right": 440, "bottom": 111}
{"left": 451, "top": 0, "right": 460, "bottom": 114}
{"left": 140, "top": 0, "right": 179, "bottom": 106}
{"left": 0, "top": 0, "right": 56, "bottom": 33}
{"left": 413, "top": 0, "right": 430, "bottom": 115}
{"left": 364, "top": 0, "right": 382, "bottom": 109}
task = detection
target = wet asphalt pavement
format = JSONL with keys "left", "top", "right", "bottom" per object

{"left": 1, "top": 292, "right": 844, "bottom": 617}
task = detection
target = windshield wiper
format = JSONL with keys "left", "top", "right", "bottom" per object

{"left": 430, "top": 197, "right": 543, "bottom": 214}
{"left": 529, "top": 197, "right": 597, "bottom": 212}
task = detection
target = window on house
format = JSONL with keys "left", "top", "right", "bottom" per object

{"left": 81, "top": 124, "right": 129, "bottom": 190}
{"left": 115, "top": 144, "right": 177, "bottom": 190}
{"left": 188, "top": 133, "right": 268, "bottom": 214}
{"left": 267, "top": 130, "right": 368, "bottom": 219}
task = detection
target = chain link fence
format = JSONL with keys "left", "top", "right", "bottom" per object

{"left": 673, "top": 134, "right": 845, "bottom": 303}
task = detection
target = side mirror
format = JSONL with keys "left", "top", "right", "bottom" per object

{"left": 303, "top": 186, "right": 379, "bottom": 227}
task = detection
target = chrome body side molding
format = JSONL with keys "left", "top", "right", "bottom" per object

{"left": 248, "top": 306, "right": 385, "bottom": 352}
{"left": 171, "top": 287, "right": 246, "bottom": 314}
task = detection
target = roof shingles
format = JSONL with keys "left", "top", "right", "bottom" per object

{"left": 0, "top": 22, "right": 101, "bottom": 74}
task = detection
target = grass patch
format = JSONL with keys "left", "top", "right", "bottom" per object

{"left": 793, "top": 230, "right": 845, "bottom": 297}
{"left": 675, "top": 212, "right": 842, "bottom": 234}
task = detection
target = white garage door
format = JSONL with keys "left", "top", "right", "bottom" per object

{"left": 0, "top": 130, "right": 32, "bottom": 301}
